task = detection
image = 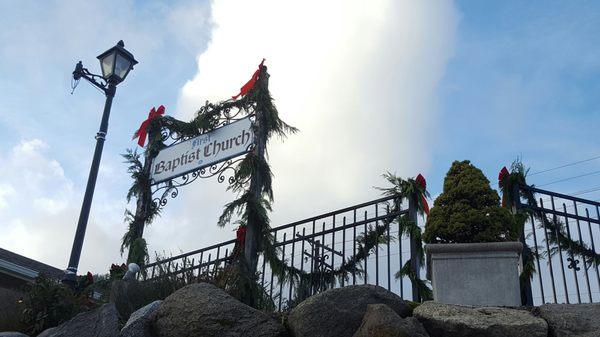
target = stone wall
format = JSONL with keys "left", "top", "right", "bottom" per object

{"left": 2, "top": 282, "right": 599, "bottom": 337}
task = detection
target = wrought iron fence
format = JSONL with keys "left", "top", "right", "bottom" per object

{"left": 518, "top": 185, "right": 600, "bottom": 305}
{"left": 140, "top": 195, "right": 423, "bottom": 310}
{"left": 140, "top": 184, "right": 600, "bottom": 308}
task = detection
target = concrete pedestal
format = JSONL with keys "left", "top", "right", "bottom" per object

{"left": 425, "top": 242, "right": 522, "bottom": 307}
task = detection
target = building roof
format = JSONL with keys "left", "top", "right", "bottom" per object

{"left": 0, "top": 247, "right": 63, "bottom": 281}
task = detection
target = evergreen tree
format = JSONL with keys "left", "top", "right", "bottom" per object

{"left": 423, "top": 160, "right": 516, "bottom": 243}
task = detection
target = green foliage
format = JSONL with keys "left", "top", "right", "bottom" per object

{"left": 424, "top": 160, "right": 517, "bottom": 243}
{"left": 379, "top": 172, "right": 432, "bottom": 302}
{"left": 265, "top": 173, "right": 434, "bottom": 306}
{"left": 212, "top": 258, "right": 276, "bottom": 311}
{"left": 396, "top": 260, "right": 432, "bottom": 301}
{"left": 0, "top": 288, "right": 26, "bottom": 332}
{"left": 121, "top": 149, "right": 158, "bottom": 265}
{"left": 122, "top": 67, "right": 407, "bottom": 307}
{"left": 21, "top": 275, "right": 96, "bottom": 335}
{"left": 500, "top": 159, "right": 600, "bottom": 267}
{"left": 128, "top": 238, "right": 149, "bottom": 267}
{"left": 109, "top": 263, "right": 128, "bottom": 280}
{"left": 377, "top": 172, "right": 430, "bottom": 216}
{"left": 140, "top": 253, "right": 275, "bottom": 312}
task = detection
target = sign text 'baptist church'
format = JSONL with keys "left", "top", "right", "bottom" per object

{"left": 150, "top": 117, "right": 254, "bottom": 184}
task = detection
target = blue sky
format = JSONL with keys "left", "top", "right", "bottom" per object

{"left": 0, "top": 0, "right": 599, "bottom": 274}
{"left": 432, "top": 1, "right": 600, "bottom": 196}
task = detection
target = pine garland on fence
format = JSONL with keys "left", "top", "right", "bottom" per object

{"left": 378, "top": 173, "right": 432, "bottom": 301}
{"left": 499, "top": 160, "right": 600, "bottom": 270}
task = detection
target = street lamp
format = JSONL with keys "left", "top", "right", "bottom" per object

{"left": 63, "top": 40, "right": 138, "bottom": 285}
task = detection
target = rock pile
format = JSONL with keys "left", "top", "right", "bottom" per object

{"left": 287, "top": 284, "right": 412, "bottom": 337}
{"left": 4, "top": 283, "right": 599, "bottom": 337}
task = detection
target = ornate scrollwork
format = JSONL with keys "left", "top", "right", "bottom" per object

{"left": 567, "top": 257, "right": 581, "bottom": 271}
{"left": 151, "top": 157, "right": 245, "bottom": 212}
{"left": 218, "top": 106, "right": 245, "bottom": 127}
{"left": 148, "top": 97, "right": 257, "bottom": 211}
{"left": 159, "top": 108, "right": 255, "bottom": 148}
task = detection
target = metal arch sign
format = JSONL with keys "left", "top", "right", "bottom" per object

{"left": 150, "top": 117, "right": 254, "bottom": 184}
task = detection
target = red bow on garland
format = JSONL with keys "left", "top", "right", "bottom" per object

{"left": 86, "top": 271, "right": 94, "bottom": 284}
{"left": 133, "top": 105, "right": 165, "bottom": 147}
{"left": 232, "top": 59, "right": 266, "bottom": 100}
{"left": 498, "top": 166, "right": 509, "bottom": 207}
{"left": 232, "top": 225, "right": 247, "bottom": 258}
{"left": 415, "top": 174, "right": 430, "bottom": 216}
{"left": 236, "top": 225, "right": 247, "bottom": 245}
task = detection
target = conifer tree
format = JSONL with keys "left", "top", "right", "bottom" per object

{"left": 423, "top": 160, "right": 516, "bottom": 243}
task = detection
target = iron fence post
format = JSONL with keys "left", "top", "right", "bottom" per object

{"left": 127, "top": 140, "right": 154, "bottom": 264}
{"left": 514, "top": 184, "right": 534, "bottom": 306}
{"left": 243, "top": 67, "right": 269, "bottom": 307}
{"left": 408, "top": 196, "right": 421, "bottom": 302}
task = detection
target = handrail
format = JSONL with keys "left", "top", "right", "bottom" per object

{"left": 144, "top": 195, "right": 399, "bottom": 268}
{"left": 522, "top": 185, "right": 600, "bottom": 207}
{"left": 270, "top": 195, "right": 399, "bottom": 232}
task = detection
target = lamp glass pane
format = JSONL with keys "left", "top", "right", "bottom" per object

{"left": 100, "top": 51, "right": 116, "bottom": 79}
{"left": 114, "top": 53, "right": 132, "bottom": 80}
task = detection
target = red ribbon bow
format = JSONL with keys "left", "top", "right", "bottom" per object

{"left": 86, "top": 271, "right": 94, "bottom": 284}
{"left": 415, "top": 174, "right": 430, "bottom": 216}
{"left": 236, "top": 225, "right": 247, "bottom": 244}
{"left": 498, "top": 166, "right": 509, "bottom": 185}
{"left": 232, "top": 59, "right": 266, "bottom": 100}
{"left": 133, "top": 105, "right": 165, "bottom": 147}
{"left": 499, "top": 166, "right": 509, "bottom": 207}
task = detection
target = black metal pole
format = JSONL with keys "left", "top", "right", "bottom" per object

{"left": 63, "top": 81, "right": 117, "bottom": 285}
{"left": 514, "top": 184, "right": 534, "bottom": 305}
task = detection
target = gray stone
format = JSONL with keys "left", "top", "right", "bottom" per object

{"left": 37, "top": 327, "right": 57, "bottom": 337}
{"left": 118, "top": 320, "right": 150, "bottom": 337}
{"left": 118, "top": 301, "right": 162, "bottom": 337}
{"left": 122, "top": 300, "right": 162, "bottom": 331}
{"left": 0, "top": 333, "right": 29, "bottom": 337}
{"left": 151, "top": 283, "right": 286, "bottom": 337}
{"left": 353, "top": 304, "right": 429, "bottom": 337}
{"left": 42, "top": 303, "right": 119, "bottom": 337}
{"left": 110, "top": 280, "right": 146, "bottom": 320}
{"left": 425, "top": 242, "right": 522, "bottom": 306}
{"left": 414, "top": 302, "right": 547, "bottom": 337}
{"left": 288, "top": 285, "right": 412, "bottom": 337}
{"left": 535, "top": 303, "right": 600, "bottom": 337}
{"left": 123, "top": 263, "right": 140, "bottom": 281}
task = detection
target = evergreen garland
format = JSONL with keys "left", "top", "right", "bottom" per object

{"left": 499, "top": 160, "right": 600, "bottom": 269}
{"left": 378, "top": 172, "right": 432, "bottom": 301}
{"left": 122, "top": 66, "right": 432, "bottom": 305}
{"left": 121, "top": 149, "right": 156, "bottom": 266}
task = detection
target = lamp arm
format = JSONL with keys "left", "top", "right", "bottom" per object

{"left": 72, "top": 61, "right": 109, "bottom": 94}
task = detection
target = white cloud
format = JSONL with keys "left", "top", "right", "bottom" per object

{"left": 0, "top": 184, "right": 15, "bottom": 210}
{"left": 145, "top": 0, "right": 458, "bottom": 256}
{"left": 0, "top": 1, "right": 458, "bottom": 273}
{"left": 0, "top": 0, "right": 215, "bottom": 275}
{"left": 0, "top": 139, "right": 123, "bottom": 273}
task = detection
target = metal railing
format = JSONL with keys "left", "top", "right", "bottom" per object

{"left": 518, "top": 185, "right": 600, "bottom": 305}
{"left": 141, "top": 195, "right": 421, "bottom": 310}
{"left": 141, "top": 184, "right": 600, "bottom": 308}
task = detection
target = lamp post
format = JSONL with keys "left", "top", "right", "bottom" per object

{"left": 62, "top": 40, "right": 138, "bottom": 285}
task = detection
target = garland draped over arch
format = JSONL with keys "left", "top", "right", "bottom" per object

{"left": 122, "top": 63, "right": 432, "bottom": 306}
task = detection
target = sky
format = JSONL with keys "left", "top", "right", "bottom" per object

{"left": 0, "top": 0, "right": 599, "bottom": 276}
